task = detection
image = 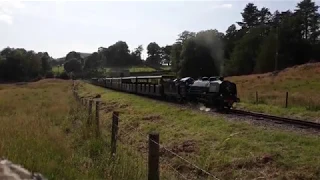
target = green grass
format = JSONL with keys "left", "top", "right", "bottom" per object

{"left": 129, "top": 66, "right": 156, "bottom": 72}
{"left": 52, "top": 66, "right": 64, "bottom": 74}
{"left": 77, "top": 81, "right": 320, "bottom": 180}
{"left": 161, "top": 66, "right": 171, "bottom": 71}
{"left": 0, "top": 79, "right": 158, "bottom": 180}
{"left": 103, "top": 66, "right": 157, "bottom": 73}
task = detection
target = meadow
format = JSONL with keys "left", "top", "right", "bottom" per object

{"left": 0, "top": 79, "right": 153, "bottom": 180}
{"left": 76, "top": 81, "right": 320, "bottom": 179}
{"left": 227, "top": 63, "right": 320, "bottom": 122}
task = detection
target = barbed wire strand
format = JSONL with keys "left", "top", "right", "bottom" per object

{"left": 160, "top": 157, "right": 189, "bottom": 180}
{"left": 115, "top": 125, "right": 149, "bottom": 178}
{"left": 117, "top": 123, "right": 187, "bottom": 180}
{"left": 150, "top": 138, "right": 220, "bottom": 180}
{"left": 113, "top": 114, "right": 220, "bottom": 180}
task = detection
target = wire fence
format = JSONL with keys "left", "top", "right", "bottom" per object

{"left": 71, "top": 81, "right": 221, "bottom": 180}
{"left": 245, "top": 91, "right": 320, "bottom": 111}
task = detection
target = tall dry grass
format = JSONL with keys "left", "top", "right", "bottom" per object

{"left": 227, "top": 63, "right": 320, "bottom": 120}
{"left": 0, "top": 79, "right": 156, "bottom": 180}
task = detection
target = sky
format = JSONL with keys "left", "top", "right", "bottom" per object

{"left": 0, "top": 0, "right": 317, "bottom": 59}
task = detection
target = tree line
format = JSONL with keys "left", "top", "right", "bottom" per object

{"left": 1, "top": 0, "right": 319, "bottom": 81}
{"left": 62, "top": 0, "right": 320, "bottom": 78}
{"left": 0, "top": 47, "right": 53, "bottom": 82}
{"left": 170, "top": 0, "right": 320, "bottom": 77}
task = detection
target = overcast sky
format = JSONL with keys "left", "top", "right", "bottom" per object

{"left": 0, "top": 0, "right": 316, "bottom": 59}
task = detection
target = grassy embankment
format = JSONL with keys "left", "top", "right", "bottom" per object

{"left": 0, "top": 79, "right": 157, "bottom": 180}
{"left": 52, "top": 65, "right": 170, "bottom": 75}
{"left": 227, "top": 63, "right": 320, "bottom": 122}
{"left": 77, "top": 81, "right": 320, "bottom": 180}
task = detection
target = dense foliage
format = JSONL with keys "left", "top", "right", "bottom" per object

{"left": 0, "top": 47, "right": 53, "bottom": 82}
{"left": 1, "top": 0, "right": 319, "bottom": 81}
{"left": 223, "top": 0, "right": 320, "bottom": 76}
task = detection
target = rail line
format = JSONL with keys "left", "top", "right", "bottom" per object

{"left": 229, "top": 109, "right": 320, "bottom": 130}
{"left": 83, "top": 80, "right": 320, "bottom": 131}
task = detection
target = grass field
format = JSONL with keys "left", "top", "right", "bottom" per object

{"left": 0, "top": 79, "right": 156, "bottom": 180}
{"left": 227, "top": 63, "right": 320, "bottom": 122}
{"left": 52, "top": 66, "right": 64, "bottom": 75}
{"left": 103, "top": 66, "right": 157, "bottom": 73}
{"left": 76, "top": 81, "right": 320, "bottom": 180}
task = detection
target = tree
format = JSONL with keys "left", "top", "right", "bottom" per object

{"left": 179, "top": 38, "right": 219, "bottom": 78}
{"left": 255, "top": 32, "right": 277, "bottom": 73}
{"left": 237, "top": 3, "right": 260, "bottom": 29}
{"left": 226, "top": 27, "right": 265, "bottom": 75}
{"left": 224, "top": 24, "right": 241, "bottom": 60}
{"left": 84, "top": 52, "right": 101, "bottom": 70}
{"left": 64, "top": 59, "right": 82, "bottom": 73}
{"left": 0, "top": 47, "right": 13, "bottom": 56}
{"left": 177, "top": 31, "right": 196, "bottom": 44}
{"left": 295, "top": 0, "right": 320, "bottom": 43}
{"left": 170, "top": 43, "right": 183, "bottom": 74}
{"left": 161, "top": 45, "right": 172, "bottom": 66}
{"left": 130, "top": 45, "right": 143, "bottom": 65}
{"left": 38, "top": 52, "right": 51, "bottom": 74}
{"left": 146, "top": 42, "right": 161, "bottom": 66}
{"left": 259, "top": 7, "right": 272, "bottom": 25}
{"left": 103, "top": 41, "right": 132, "bottom": 66}
{"left": 65, "top": 51, "right": 82, "bottom": 62}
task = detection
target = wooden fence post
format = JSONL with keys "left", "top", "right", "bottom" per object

{"left": 285, "top": 92, "right": 288, "bottom": 108}
{"left": 111, "top": 111, "right": 119, "bottom": 156}
{"left": 148, "top": 132, "right": 159, "bottom": 180}
{"left": 87, "top": 100, "right": 93, "bottom": 125}
{"left": 256, "top": 91, "right": 258, "bottom": 104}
{"left": 95, "top": 101, "right": 100, "bottom": 138}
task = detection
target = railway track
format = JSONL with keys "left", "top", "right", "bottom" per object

{"left": 229, "top": 109, "right": 320, "bottom": 130}
{"left": 83, "top": 80, "right": 320, "bottom": 131}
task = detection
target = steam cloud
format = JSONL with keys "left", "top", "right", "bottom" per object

{"left": 194, "top": 30, "right": 225, "bottom": 76}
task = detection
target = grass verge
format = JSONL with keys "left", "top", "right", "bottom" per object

{"left": 227, "top": 63, "right": 320, "bottom": 122}
{"left": 77, "top": 81, "right": 320, "bottom": 180}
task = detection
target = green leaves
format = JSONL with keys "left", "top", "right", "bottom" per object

{"left": 146, "top": 42, "right": 161, "bottom": 66}
{"left": 0, "top": 47, "right": 53, "bottom": 81}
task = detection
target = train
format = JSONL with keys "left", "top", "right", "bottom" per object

{"left": 90, "top": 75, "right": 240, "bottom": 110}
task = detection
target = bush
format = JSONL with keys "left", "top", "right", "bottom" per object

{"left": 57, "top": 72, "right": 70, "bottom": 80}
{"left": 45, "top": 71, "right": 54, "bottom": 78}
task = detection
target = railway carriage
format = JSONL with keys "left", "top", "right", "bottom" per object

{"left": 90, "top": 75, "right": 239, "bottom": 110}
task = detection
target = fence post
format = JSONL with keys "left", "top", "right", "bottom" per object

{"left": 87, "top": 100, "right": 93, "bottom": 125}
{"left": 148, "top": 132, "right": 159, "bottom": 180}
{"left": 95, "top": 101, "right": 100, "bottom": 138}
{"left": 111, "top": 111, "right": 119, "bottom": 156}
{"left": 285, "top": 92, "right": 288, "bottom": 108}
{"left": 256, "top": 91, "right": 258, "bottom": 104}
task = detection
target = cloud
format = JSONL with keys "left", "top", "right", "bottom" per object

{"left": 212, "top": 3, "right": 233, "bottom": 9}
{"left": 0, "top": 14, "right": 12, "bottom": 24}
{"left": 0, "top": 0, "right": 25, "bottom": 25}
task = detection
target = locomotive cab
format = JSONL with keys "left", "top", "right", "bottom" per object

{"left": 187, "top": 76, "right": 239, "bottom": 110}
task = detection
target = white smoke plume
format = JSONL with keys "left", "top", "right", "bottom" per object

{"left": 194, "top": 30, "right": 225, "bottom": 76}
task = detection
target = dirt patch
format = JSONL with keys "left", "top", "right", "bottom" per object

{"left": 119, "top": 104, "right": 129, "bottom": 108}
{"left": 142, "top": 114, "right": 162, "bottom": 121}
{"left": 99, "top": 102, "right": 120, "bottom": 112}
{"left": 161, "top": 140, "right": 199, "bottom": 157}
{"left": 224, "top": 153, "right": 279, "bottom": 170}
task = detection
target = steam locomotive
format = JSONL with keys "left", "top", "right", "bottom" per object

{"left": 90, "top": 75, "right": 239, "bottom": 110}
